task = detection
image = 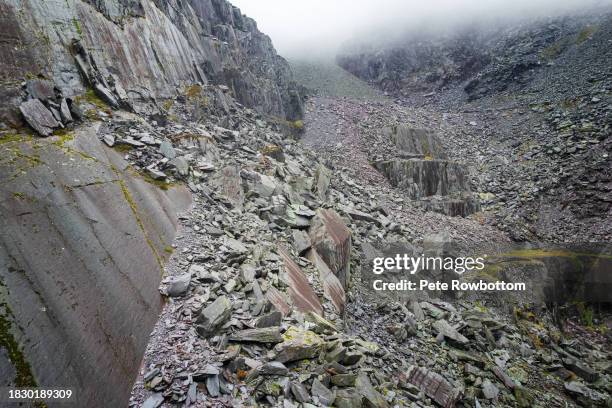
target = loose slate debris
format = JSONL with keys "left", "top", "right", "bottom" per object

{"left": 122, "top": 79, "right": 610, "bottom": 408}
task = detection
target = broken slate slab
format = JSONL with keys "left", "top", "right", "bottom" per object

{"left": 20, "top": 99, "right": 60, "bottom": 136}
{"left": 355, "top": 372, "right": 389, "bottom": 408}
{"left": 254, "top": 311, "right": 282, "bottom": 328}
{"left": 307, "top": 248, "right": 346, "bottom": 314}
{"left": 433, "top": 320, "right": 469, "bottom": 345}
{"left": 291, "top": 382, "right": 311, "bottom": 403}
{"left": 331, "top": 373, "right": 357, "bottom": 387}
{"left": 160, "top": 140, "right": 176, "bottom": 159}
{"left": 313, "top": 164, "right": 331, "bottom": 200}
{"left": 404, "top": 365, "right": 461, "bottom": 408}
{"left": 312, "top": 378, "right": 335, "bottom": 406}
{"left": 103, "top": 134, "right": 115, "bottom": 147}
{"left": 228, "top": 327, "right": 283, "bottom": 343}
{"left": 206, "top": 374, "right": 220, "bottom": 397}
{"left": 266, "top": 286, "right": 291, "bottom": 316}
{"left": 309, "top": 209, "right": 351, "bottom": 289}
{"left": 257, "top": 361, "right": 288, "bottom": 376}
{"left": 59, "top": 98, "right": 73, "bottom": 123}
{"left": 94, "top": 83, "right": 119, "bottom": 108}
{"left": 278, "top": 247, "right": 323, "bottom": 316}
{"left": 491, "top": 366, "right": 516, "bottom": 390}
{"left": 147, "top": 167, "right": 167, "bottom": 181}
{"left": 196, "top": 296, "right": 232, "bottom": 337}
{"left": 481, "top": 379, "right": 499, "bottom": 400}
{"left": 292, "top": 229, "right": 312, "bottom": 255}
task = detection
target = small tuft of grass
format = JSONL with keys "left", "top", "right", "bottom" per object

{"left": 540, "top": 42, "right": 562, "bottom": 60}
{"left": 142, "top": 173, "right": 172, "bottom": 191}
{"left": 185, "top": 84, "right": 202, "bottom": 98}
{"left": 72, "top": 17, "right": 82, "bottom": 36}
{"left": 112, "top": 144, "right": 134, "bottom": 153}
{"left": 576, "top": 25, "right": 597, "bottom": 44}
{"left": 162, "top": 99, "right": 174, "bottom": 111}
{"left": 51, "top": 129, "right": 75, "bottom": 147}
{"left": 291, "top": 120, "right": 304, "bottom": 130}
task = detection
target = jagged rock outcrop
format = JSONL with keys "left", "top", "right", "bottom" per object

{"left": 373, "top": 125, "right": 481, "bottom": 217}
{"left": 0, "top": 0, "right": 302, "bottom": 127}
{"left": 374, "top": 159, "right": 470, "bottom": 198}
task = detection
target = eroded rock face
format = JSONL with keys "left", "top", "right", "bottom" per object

{"left": 374, "top": 159, "right": 470, "bottom": 199}
{"left": 0, "top": 126, "right": 191, "bottom": 407}
{"left": 0, "top": 0, "right": 302, "bottom": 125}
{"left": 373, "top": 158, "right": 481, "bottom": 217}
{"left": 386, "top": 125, "right": 448, "bottom": 159}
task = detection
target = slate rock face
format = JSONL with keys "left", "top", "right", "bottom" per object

{"left": 0, "top": 126, "right": 191, "bottom": 408}
{"left": 374, "top": 159, "right": 470, "bottom": 199}
{"left": 374, "top": 159, "right": 481, "bottom": 217}
{"left": 386, "top": 125, "right": 448, "bottom": 159}
{"left": 0, "top": 0, "right": 303, "bottom": 124}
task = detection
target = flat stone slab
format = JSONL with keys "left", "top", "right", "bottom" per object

{"left": 228, "top": 327, "right": 283, "bottom": 343}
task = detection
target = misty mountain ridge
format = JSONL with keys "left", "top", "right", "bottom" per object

{"left": 337, "top": 6, "right": 612, "bottom": 101}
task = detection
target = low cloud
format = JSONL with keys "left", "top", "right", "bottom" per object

{"left": 231, "top": 0, "right": 611, "bottom": 59}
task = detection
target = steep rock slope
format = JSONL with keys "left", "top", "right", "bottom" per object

{"left": 0, "top": 0, "right": 302, "bottom": 406}
{"left": 0, "top": 0, "right": 302, "bottom": 126}
{"left": 0, "top": 123, "right": 191, "bottom": 407}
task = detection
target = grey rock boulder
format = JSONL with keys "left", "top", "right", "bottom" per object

{"left": 163, "top": 272, "right": 191, "bottom": 297}
{"left": 19, "top": 99, "right": 60, "bottom": 136}
{"left": 196, "top": 296, "right": 232, "bottom": 337}
{"left": 312, "top": 378, "right": 335, "bottom": 406}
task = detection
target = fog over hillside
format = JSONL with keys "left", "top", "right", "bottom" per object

{"left": 232, "top": 0, "right": 612, "bottom": 58}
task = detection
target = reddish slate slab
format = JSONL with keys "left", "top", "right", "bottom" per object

{"left": 307, "top": 248, "right": 345, "bottom": 314}
{"left": 309, "top": 209, "right": 352, "bottom": 289}
{"left": 403, "top": 366, "right": 462, "bottom": 408}
{"left": 266, "top": 286, "right": 291, "bottom": 316}
{"left": 278, "top": 247, "right": 323, "bottom": 316}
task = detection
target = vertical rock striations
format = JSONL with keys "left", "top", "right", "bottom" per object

{"left": 0, "top": 0, "right": 302, "bottom": 127}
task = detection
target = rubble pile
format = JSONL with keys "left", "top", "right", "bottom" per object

{"left": 107, "top": 85, "right": 610, "bottom": 407}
